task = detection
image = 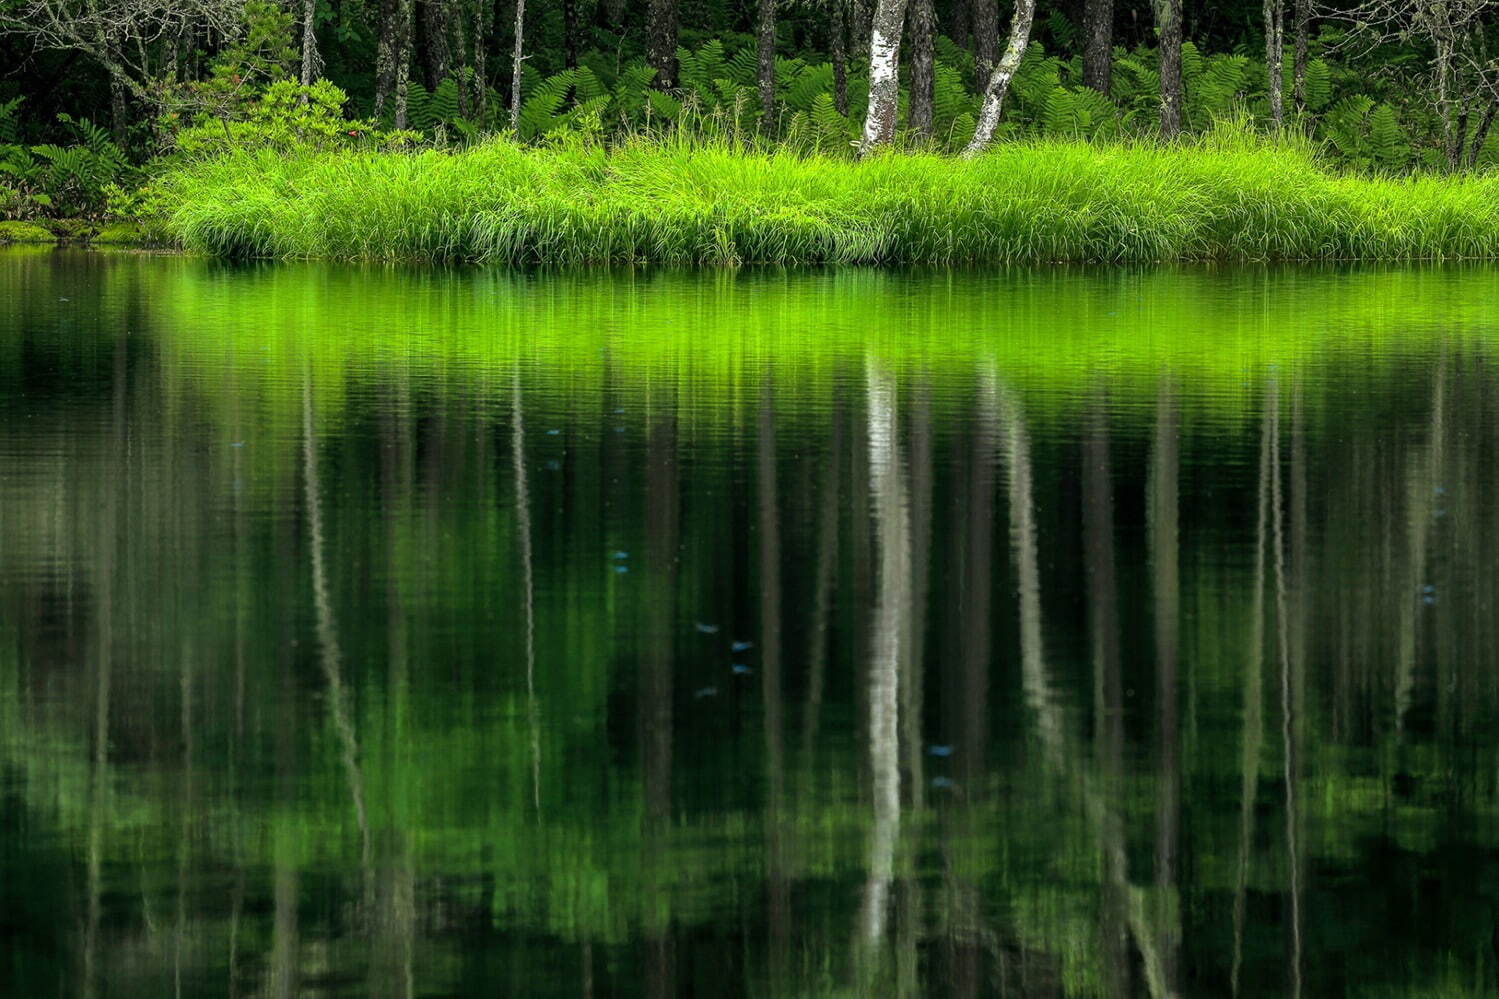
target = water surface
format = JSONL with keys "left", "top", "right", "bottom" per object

{"left": 4, "top": 250, "right": 1499, "bottom": 997}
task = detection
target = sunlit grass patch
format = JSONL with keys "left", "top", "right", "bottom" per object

{"left": 153, "top": 130, "right": 1499, "bottom": 265}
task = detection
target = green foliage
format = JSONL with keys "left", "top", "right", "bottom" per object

{"left": 1, "top": 113, "right": 131, "bottom": 219}
{"left": 169, "top": 79, "right": 418, "bottom": 159}
{"left": 1041, "top": 87, "right": 1118, "bottom": 139}
{"left": 1324, "top": 96, "right": 1412, "bottom": 172}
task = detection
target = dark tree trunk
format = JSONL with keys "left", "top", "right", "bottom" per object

{"left": 563, "top": 0, "right": 580, "bottom": 68}
{"left": 473, "top": 0, "right": 491, "bottom": 125}
{"left": 907, "top": 0, "right": 935, "bottom": 139}
{"left": 1468, "top": 95, "right": 1498, "bottom": 169}
{"left": 757, "top": 0, "right": 776, "bottom": 125}
{"left": 970, "top": 0, "right": 997, "bottom": 79}
{"left": 1291, "top": 0, "right": 1310, "bottom": 111}
{"left": 394, "top": 0, "right": 415, "bottom": 128}
{"left": 375, "top": 0, "right": 400, "bottom": 119}
{"left": 1083, "top": 0, "right": 1114, "bottom": 93}
{"left": 109, "top": 71, "right": 128, "bottom": 148}
{"left": 852, "top": 0, "right": 873, "bottom": 64}
{"left": 419, "top": 0, "right": 451, "bottom": 90}
{"left": 830, "top": 0, "right": 849, "bottom": 115}
{"left": 1156, "top": 0, "right": 1182, "bottom": 139}
{"left": 509, "top": 0, "right": 525, "bottom": 132}
{"left": 1264, "top": 0, "right": 1284, "bottom": 129}
{"left": 949, "top": 0, "right": 971, "bottom": 49}
{"left": 452, "top": 2, "right": 471, "bottom": 118}
{"left": 646, "top": 0, "right": 678, "bottom": 88}
{"left": 301, "top": 0, "right": 321, "bottom": 86}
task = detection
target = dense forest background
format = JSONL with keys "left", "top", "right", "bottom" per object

{"left": 1, "top": 0, "right": 1497, "bottom": 223}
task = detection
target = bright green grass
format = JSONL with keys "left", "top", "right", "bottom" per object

{"left": 155, "top": 131, "right": 1499, "bottom": 264}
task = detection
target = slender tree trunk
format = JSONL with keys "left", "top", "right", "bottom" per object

{"left": 961, "top": 0, "right": 1036, "bottom": 155}
{"left": 1156, "top": 0, "right": 1182, "bottom": 139}
{"left": 830, "top": 0, "right": 850, "bottom": 115}
{"left": 393, "top": 0, "right": 415, "bottom": 129}
{"left": 949, "top": 0, "right": 971, "bottom": 49}
{"left": 301, "top": 0, "right": 321, "bottom": 87}
{"left": 1436, "top": 35, "right": 1460, "bottom": 170}
{"left": 858, "top": 0, "right": 912, "bottom": 152}
{"left": 1083, "top": 0, "right": 1114, "bottom": 93}
{"left": 563, "top": 0, "right": 580, "bottom": 68}
{"left": 1469, "top": 94, "right": 1499, "bottom": 169}
{"left": 970, "top": 0, "right": 997, "bottom": 79}
{"left": 109, "top": 70, "right": 128, "bottom": 147}
{"left": 1264, "top": 0, "right": 1284, "bottom": 130}
{"left": 851, "top": 0, "right": 874, "bottom": 65}
{"left": 374, "top": 0, "right": 400, "bottom": 120}
{"left": 509, "top": 0, "right": 526, "bottom": 131}
{"left": 907, "top": 0, "right": 935, "bottom": 139}
{"left": 757, "top": 0, "right": 777, "bottom": 125}
{"left": 646, "top": 0, "right": 678, "bottom": 87}
{"left": 474, "top": 0, "right": 491, "bottom": 125}
{"left": 419, "top": 0, "right": 452, "bottom": 89}
{"left": 1291, "top": 0, "right": 1310, "bottom": 112}
{"left": 452, "top": 1, "right": 471, "bottom": 118}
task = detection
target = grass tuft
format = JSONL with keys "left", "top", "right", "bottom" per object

{"left": 152, "top": 130, "right": 1499, "bottom": 265}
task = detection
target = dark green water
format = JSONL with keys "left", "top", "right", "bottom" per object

{"left": 4, "top": 250, "right": 1499, "bottom": 997}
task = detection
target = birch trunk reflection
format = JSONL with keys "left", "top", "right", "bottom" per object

{"left": 512, "top": 368, "right": 541, "bottom": 818}
{"left": 302, "top": 373, "right": 372, "bottom": 904}
{"left": 858, "top": 360, "right": 907, "bottom": 964}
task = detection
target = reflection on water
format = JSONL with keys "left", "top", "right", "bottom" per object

{"left": 4, "top": 251, "right": 1499, "bottom": 996}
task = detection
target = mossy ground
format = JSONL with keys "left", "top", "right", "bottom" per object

{"left": 0, "top": 221, "right": 59, "bottom": 244}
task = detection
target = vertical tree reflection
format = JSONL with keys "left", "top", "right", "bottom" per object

{"left": 640, "top": 376, "right": 679, "bottom": 998}
{"left": 1232, "top": 378, "right": 1273, "bottom": 998}
{"left": 1083, "top": 397, "right": 1130, "bottom": 997}
{"left": 757, "top": 378, "right": 789, "bottom": 987}
{"left": 857, "top": 360, "right": 908, "bottom": 977}
{"left": 1149, "top": 380, "right": 1182, "bottom": 997}
{"left": 302, "top": 372, "right": 372, "bottom": 907}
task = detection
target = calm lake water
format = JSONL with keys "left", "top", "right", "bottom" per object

{"left": 3, "top": 249, "right": 1499, "bottom": 997}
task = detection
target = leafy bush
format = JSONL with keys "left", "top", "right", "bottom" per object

{"left": 168, "top": 79, "right": 420, "bottom": 159}
{"left": 1, "top": 109, "right": 133, "bottom": 219}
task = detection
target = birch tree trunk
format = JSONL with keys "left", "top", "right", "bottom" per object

{"left": 757, "top": 0, "right": 776, "bottom": 124}
{"left": 907, "top": 0, "right": 935, "bottom": 138}
{"left": 1083, "top": 0, "right": 1114, "bottom": 93}
{"left": 1264, "top": 0, "right": 1284, "bottom": 129}
{"left": 510, "top": 0, "right": 526, "bottom": 133}
{"left": 961, "top": 0, "right": 1036, "bottom": 155}
{"left": 1156, "top": 0, "right": 1182, "bottom": 139}
{"left": 857, "top": 0, "right": 911, "bottom": 153}
{"left": 647, "top": 0, "right": 678, "bottom": 87}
